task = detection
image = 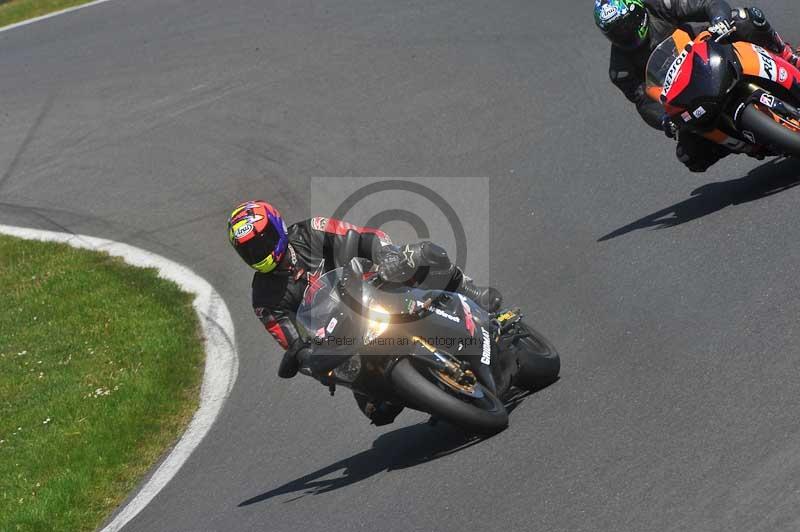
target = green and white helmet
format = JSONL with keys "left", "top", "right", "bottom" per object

{"left": 594, "top": 0, "right": 650, "bottom": 50}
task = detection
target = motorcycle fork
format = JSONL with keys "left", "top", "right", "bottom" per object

{"left": 407, "top": 336, "right": 485, "bottom": 394}
{"left": 698, "top": 84, "right": 775, "bottom": 152}
{"left": 493, "top": 308, "right": 526, "bottom": 349}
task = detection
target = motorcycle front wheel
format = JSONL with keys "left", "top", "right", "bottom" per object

{"left": 740, "top": 102, "right": 800, "bottom": 158}
{"left": 509, "top": 321, "right": 561, "bottom": 391}
{"left": 389, "top": 358, "right": 508, "bottom": 435}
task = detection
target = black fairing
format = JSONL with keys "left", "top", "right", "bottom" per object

{"left": 671, "top": 41, "right": 741, "bottom": 130}
{"left": 372, "top": 291, "right": 499, "bottom": 396}
{"left": 299, "top": 261, "right": 510, "bottom": 401}
{"left": 306, "top": 311, "right": 361, "bottom": 374}
{"left": 394, "top": 292, "right": 502, "bottom": 395}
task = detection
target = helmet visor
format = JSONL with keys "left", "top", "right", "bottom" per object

{"left": 234, "top": 223, "right": 281, "bottom": 272}
{"left": 252, "top": 253, "right": 279, "bottom": 273}
{"left": 605, "top": 7, "right": 649, "bottom": 50}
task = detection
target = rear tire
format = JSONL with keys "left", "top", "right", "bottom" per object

{"left": 511, "top": 321, "right": 561, "bottom": 391}
{"left": 390, "top": 358, "right": 508, "bottom": 435}
{"left": 740, "top": 103, "right": 800, "bottom": 158}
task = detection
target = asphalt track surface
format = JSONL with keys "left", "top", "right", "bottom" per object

{"left": 3, "top": 2, "right": 800, "bottom": 531}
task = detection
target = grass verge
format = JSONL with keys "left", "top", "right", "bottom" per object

{"left": 0, "top": 235, "right": 204, "bottom": 531}
{"left": 0, "top": 0, "right": 97, "bottom": 29}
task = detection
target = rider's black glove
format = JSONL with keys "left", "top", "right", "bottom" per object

{"left": 708, "top": 18, "right": 735, "bottom": 42}
{"left": 662, "top": 114, "right": 678, "bottom": 139}
{"left": 376, "top": 244, "right": 419, "bottom": 284}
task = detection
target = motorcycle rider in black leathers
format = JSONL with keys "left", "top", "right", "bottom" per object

{"left": 594, "top": 0, "right": 800, "bottom": 172}
{"left": 227, "top": 200, "right": 502, "bottom": 426}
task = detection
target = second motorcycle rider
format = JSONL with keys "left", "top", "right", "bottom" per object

{"left": 594, "top": 0, "right": 800, "bottom": 171}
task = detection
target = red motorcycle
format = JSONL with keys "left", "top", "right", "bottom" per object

{"left": 646, "top": 27, "right": 800, "bottom": 158}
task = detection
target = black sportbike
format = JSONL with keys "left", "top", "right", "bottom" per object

{"left": 296, "top": 258, "right": 560, "bottom": 435}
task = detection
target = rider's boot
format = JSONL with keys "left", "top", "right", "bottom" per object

{"left": 457, "top": 277, "right": 503, "bottom": 313}
{"left": 277, "top": 350, "right": 300, "bottom": 379}
{"left": 277, "top": 342, "right": 312, "bottom": 379}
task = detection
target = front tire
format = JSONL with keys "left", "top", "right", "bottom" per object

{"left": 390, "top": 358, "right": 508, "bottom": 435}
{"left": 510, "top": 321, "right": 560, "bottom": 391}
{"left": 740, "top": 103, "right": 800, "bottom": 158}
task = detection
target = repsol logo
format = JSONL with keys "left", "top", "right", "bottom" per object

{"left": 481, "top": 327, "right": 491, "bottom": 366}
{"left": 754, "top": 45, "right": 777, "bottom": 81}
{"left": 662, "top": 49, "right": 689, "bottom": 100}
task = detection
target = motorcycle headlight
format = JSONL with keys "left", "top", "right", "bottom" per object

{"left": 364, "top": 303, "right": 390, "bottom": 345}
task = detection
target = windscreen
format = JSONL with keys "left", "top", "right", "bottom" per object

{"left": 295, "top": 260, "right": 383, "bottom": 344}
{"left": 645, "top": 30, "right": 693, "bottom": 102}
{"left": 646, "top": 37, "right": 682, "bottom": 101}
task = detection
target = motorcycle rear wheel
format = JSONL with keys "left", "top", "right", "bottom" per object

{"left": 740, "top": 103, "right": 800, "bottom": 158}
{"left": 390, "top": 358, "right": 508, "bottom": 435}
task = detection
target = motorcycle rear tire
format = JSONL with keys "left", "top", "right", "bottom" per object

{"left": 740, "top": 103, "right": 800, "bottom": 158}
{"left": 390, "top": 358, "right": 508, "bottom": 435}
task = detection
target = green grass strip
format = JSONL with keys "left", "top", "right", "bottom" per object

{"left": 0, "top": 235, "right": 204, "bottom": 531}
{"left": 0, "top": 0, "right": 98, "bottom": 29}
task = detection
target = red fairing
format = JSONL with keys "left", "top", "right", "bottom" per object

{"left": 693, "top": 42, "right": 709, "bottom": 63}
{"left": 664, "top": 45, "right": 701, "bottom": 107}
{"left": 772, "top": 53, "right": 800, "bottom": 90}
